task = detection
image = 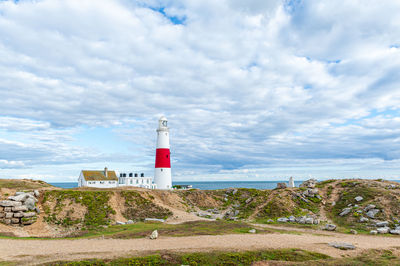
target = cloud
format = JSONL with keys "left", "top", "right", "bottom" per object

{"left": 0, "top": 0, "right": 400, "bottom": 180}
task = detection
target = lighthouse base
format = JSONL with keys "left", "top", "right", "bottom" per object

{"left": 154, "top": 168, "right": 172, "bottom": 189}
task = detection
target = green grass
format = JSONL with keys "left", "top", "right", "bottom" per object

{"left": 46, "top": 249, "right": 330, "bottom": 265}
{"left": 82, "top": 220, "right": 266, "bottom": 239}
{"left": 42, "top": 190, "right": 116, "bottom": 228}
{"left": 121, "top": 191, "right": 173, "bottom": 221}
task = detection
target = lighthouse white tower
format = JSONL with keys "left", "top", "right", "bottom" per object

{"left": 154, "top": 116, "right": 172, "bottom": 189}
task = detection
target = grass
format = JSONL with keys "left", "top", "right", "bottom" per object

{"left": 42, "top": 190, "right": 116, "bottom": 228}
{"left": 45, "top": 248, "right": 330, "bottom": 265}
{"left": 0, "top": 179, "right": 52, "bottom": 189}
{"left": 81, "top": 220, "right": 266, "bottom": 239}
{"left": 121, "top": 191, "right": 173, "bottom": 221}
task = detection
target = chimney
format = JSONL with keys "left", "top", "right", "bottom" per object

{"left": 104, "top": 167, "right": 108, "bottom": 177}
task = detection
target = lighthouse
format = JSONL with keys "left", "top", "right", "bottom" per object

{"left": 154, "top": 116, "right": 172, "bottom": 189}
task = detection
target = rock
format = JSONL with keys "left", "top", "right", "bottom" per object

{"left": 4, "top": 207, "right": 12, "bottom": 212}
{"left": 356, "top": 210, "right": 362, "bottom": 214}
{"left": 316, "top": 195, "right": 322, "bottom": 200}
{"left": 21, "top": 217, "right": 36, "bottom": 225}
{"left": 297, "top": 217, "right": 306, "bottom": 224}
{"left": 331, "top": 201, "right": 336, "bottom": 206}
{"left": 277, "top": 217, "right": 289, "bottom": 223}
{"left": 313, "top": 219, "right": 320, "bottom": 225}
{"left": 12, "top": 205, "right": 28, "bottom": 212}
{"left": 4, "top": 219, "right": 11, "bottom": 225}
{"left": 305, "top": 218, "right": 314, "bottom": 224}
{"left": 8, "top": 194, "right": 29, "bottom": 202}
{"left": 377, "top": 227, "right": 390, "bottom": 234}
{"left": 245, "top": 198, "right": 252, "bottom": 204}
{"left": 350, "top": 229, "right": 358, "bottom": 234}
{"left": 359, "top": 217, "right": 369, "bottom": 223}
{"left": 370, "top": 230, "right": 378, "bottom": 235}
{"left": 11, "top": 218, "right": 20, "bottom": 224}
{"left": 347, "top": 204, "right": 352, "bottom": 207}
{"left": 266, "top": 219, "right": 274, "bottom": 223}
{"left": 276, "top": 183, "right": 287, "bottom": 189}
{"left": 0, "top": 213, "right": 4, "bottom": 218}
{"left": 24, "top": 197, "right": 36, "bottom": 210}
{"left": 35, "top": 207, "right": 41, "bottom": 214}
{"left": 301, "top": 197, "right": 310, "bottom": 203}
{"left": 15, "top": 192, "right": 25, "bottom": 196}
{"left": 144, "top": 218, "right": 165, "bottom": 223}
{"left": 376, "top": 221, "right": 389, "bottom": 227}
{"left": 364, "top": 204, "right": 376, "bottom": 212}
{"left": 5, "top": 212, "right": 13, "bottom": 219}
{"left": 248, "top": 229, "right": 256, "bottom": 234}
{"left": 23, "top": 212, "right": 36, "bottom": 218}
{"left": 34, "top": 190, "right": 40, "bottom": 197}
{"left": 149, "top": 230, "right": 158, "bottom": 239}
{"left": 355, "top": 196, "right": 363, "bottom": 202}
{"left": 339, "top": 208, "right": 352, "bottom": 216}
{"left": 0, "top": 200, "right": 22, "bottom": 207}
{"left": 300, "top": 178, "right": 317, "bottom": 188}
{"left": 232, "top": 189, "right": 238, "bottom": 195}
{"left": 224, "top": 197, "right": 228, "bottom": 202}
{"left": 390, "top": 229, "right": 400, "bottom": 235}
{"left": 324, "top": 224, "right": 337, "bottom": 231}
{"left": 328, "top": 242, "right": 356, "bottom": 250}
{"left": 366, "top": 209, "right": 379, "bottom": 219}
{"left": 288, "top": 216, "right": 296, "bottom": 222}
{"left": 13, "top": 212, "right": 23, "bottom": 218}
{"left": 116, "top": 221, "right": 125, "bottom": 225}
{"left": 126, "top": 220, "right": 134, "bottom": 224}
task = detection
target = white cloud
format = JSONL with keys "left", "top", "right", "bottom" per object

{"left": 0, "top": 0, "right": 400, "bottom": 180}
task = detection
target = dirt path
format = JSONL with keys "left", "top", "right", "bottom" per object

{"left": 2, "top": 231, "right": 400, "bottom": 265}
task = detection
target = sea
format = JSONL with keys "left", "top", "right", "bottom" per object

{"left": 50, "top": 181, "right": 305, "bottom": 190}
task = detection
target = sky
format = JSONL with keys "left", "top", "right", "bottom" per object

{"left": 0, "top": 0, "right": 400, "bottom": 182}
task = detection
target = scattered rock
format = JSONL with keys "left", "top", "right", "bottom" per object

{"left": 234, "top": 210, "right": 240, "bottom": 216}
{"left": 266, "top": 219, "right": 274, "bottom": 223}
{"left": 248, "top": 229, "right": 256, "bottom": 234}
{"left": 305, "top": 217, "right": 314, "bottom": 224}
{"left": 313, "top": 219, "right": 320, "bottom": 225}
{"left": 350, "top": 229, "right": 358, "bottom": 234}
{"left": 116, "top": 221, "right": 125, "bottom": 225}
{"left": 364, "top": 204, "right": 376, "bottom": 212}
{"left": 277, "top": 217, "right": 289, "bottom": 223}
{"left": 324, "top": 224, "right": 337, "bottom": 231}
{"left": 126, "top": 220, "right": 134, "bottom": 224}
{"left": 245, "top": 198, "right": 252, "bottom": 204}
{"left": 366, "top": 209, "right": 379, "bottom": 219}
{"left": 377, "top": 227, "right": 390, "bottom": 234}
{"left": 390, "top": 229, "right": 400, "bottom": 235}
{"left": 232, "top": 189, "right": 238, "bottom": 195}
{"left": 33, "top": 190, "right": 40, "bottom": 197}
{"left": 359, "top": 217, "right": 369, "bottom": 223}
{"left": 145, "top": 218, "right": 165, "bottom": 223}
{"left": 370, "top": 230, "right": 378, "bottom": 235}
{"left": 288, "top": 216, "right": 296, "bottom": 222}
{"left": 339, "top": 208, "right": 352, "bottom": 217}
{"left": 149, "top": 230, "right": 158, "bottom": 239}
{"left": 328, "top": 242, "right": 355, "bottom": 250}
{"left": 375, "top": 221, "right": 389, "bottom": 227}
{"left": 354, "top": 196, "right": 363, "bottom": 202}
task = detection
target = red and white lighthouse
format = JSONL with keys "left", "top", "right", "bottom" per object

{"left": 154, "top": 116, "right": 172, "bottom": 189}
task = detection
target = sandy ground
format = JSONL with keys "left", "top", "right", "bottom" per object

{"left": 2, "top": 229, "right": 400, "bottom": 265}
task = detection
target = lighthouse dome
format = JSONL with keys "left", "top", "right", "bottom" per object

{"left": 159, "top": 116, "right": 167, "bottom": 121}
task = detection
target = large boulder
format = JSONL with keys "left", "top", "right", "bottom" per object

{"left": 300, "top": 179, "right": 317, "bottom": 188}
{"left": 0, "top": 200, "right": 22, "bottom": 207}
{"left": 277, "top": 217, "right": 289, "bottom": 223}
{"left": 24, "top": 197, "right": 36, "bottom": 210}
{"left": 8, "top": 193, "right": 29, "bottom": 202}
{"left": 377, "top": 227, "right": 390, "bottom": 234}
{"left": 376, "top": 221, "right": 389, "bottom": 227}
{"left": 305, "top": 218, "right": 314, "bottom": 224}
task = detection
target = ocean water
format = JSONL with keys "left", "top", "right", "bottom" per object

{"left": 50, "top": 181, "right": 303, "bottom": 190}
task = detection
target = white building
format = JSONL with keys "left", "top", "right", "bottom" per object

{"left": 78, "top": 167, "right": 118, "bottom": 188}
{"left": 118, "top": 172, "right": 157, "bottom": 189}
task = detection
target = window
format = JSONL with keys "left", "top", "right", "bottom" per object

{"left": 130, "top": 180, "right": 133, "bottom": 184}
{"left": 147, "top": 179, "right": 149, "bottom": 184}
{"left": 129, "top": 173, "right": 133, "bottom": 177}
{"left": 136, "top": 179, "right": 139, "bottom": 184}
{"left": 100, "top": 181, "right": 104, "bottom": 184}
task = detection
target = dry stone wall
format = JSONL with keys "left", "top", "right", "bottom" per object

{"left": 0, "top": 190, "right": 40, "bottom": 226}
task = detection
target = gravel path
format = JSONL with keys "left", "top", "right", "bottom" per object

{"left": 2, "top": 231, "right": 400, "bottom": 265}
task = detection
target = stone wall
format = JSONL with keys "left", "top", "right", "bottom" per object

{"left": 0, "top": 190, "right": 40, "bottom": 226}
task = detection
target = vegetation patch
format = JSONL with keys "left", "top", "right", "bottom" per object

{"left": 121, "top": 191, "right": 172, "bottom": 221}
{"left": 0, "top": 179, "right": 52, "bottom": 189}
{"left": 42, "top": 190, "right": 115, "bottom": 228}
{"left": 46, "top": 248, "right": 330, "bottom": 265}
{"left": 83, "top": 220, "right": 262, "bottom": 239}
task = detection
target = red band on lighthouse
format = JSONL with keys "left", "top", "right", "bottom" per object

{"left": 155, "top": 148, "right": 171, "bottom": 168}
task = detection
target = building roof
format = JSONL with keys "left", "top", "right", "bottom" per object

{"left": 81, "top": 170, "right": 118, "bottom": 181}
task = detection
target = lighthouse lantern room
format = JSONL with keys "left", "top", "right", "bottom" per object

{"left": 154, "top": 116, "right": 172, "bottom": 189}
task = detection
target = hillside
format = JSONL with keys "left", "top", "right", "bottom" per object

{"left": 1, "top": 178, "right": 400, "bottom": 237}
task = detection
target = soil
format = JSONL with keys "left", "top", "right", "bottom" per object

{"left": 1, "top": 228, "right": 400, "bottom": 265}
